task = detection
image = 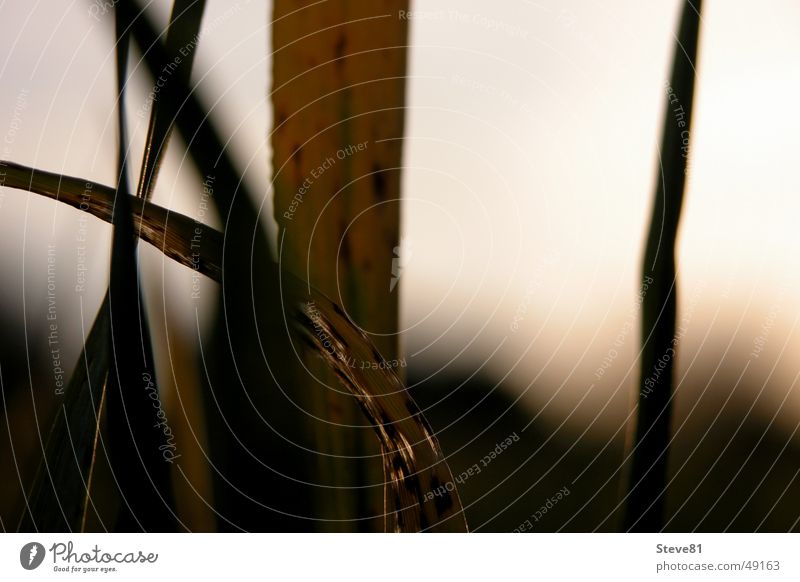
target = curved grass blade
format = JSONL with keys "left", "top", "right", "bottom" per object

{"left": 0, "top": 160, "right": 221, "bottom": 281}
{"left": 625, "top": 0, "right": 703, "bottom": 532}
{"left": 296, "top": 294, "right": 468, "bottom": 532}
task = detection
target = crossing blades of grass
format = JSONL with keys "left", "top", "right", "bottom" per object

{"left": 17, "top": 0, "right": 461, "bottom": 531}
{"left": 0, "top": 161, "right": 221, "bottom": 281}
{"left": 103, "top": 7, "right": 177, "bottom": 531}
{"left": 2, "top": 155, "right": 468, "bottom": 531}
{"left": 127, "top": 0, "right": 464, "bottom": 531}
{"left": 136, "top": 0, "right": 206, "bottom": 201}
{"left": 17, "top": 0, "right": 210, "bottom": 532}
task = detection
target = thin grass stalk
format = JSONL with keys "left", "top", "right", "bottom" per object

{"left": 136, "top": 0, "right": 206, "bottom": 201}
{"left": 16, "top": 298, "right": 110, "bottom": 532}
{"left": 625, "top": 0, "right": 703, "bottom": 532}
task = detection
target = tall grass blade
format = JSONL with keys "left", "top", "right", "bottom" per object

{"left": 625, "top": 0, "right": 703, "bottom": 532}
{"left": 124, "top": 0, "right": 309, "bottom": 531}
{"left": 271, "top": 0, "right": 411, "bottom": 530}
{"left": 103, "top": 8, "right": 176, "bottom": 531}
{"left": 17, "top": 0, "right": 208, "bottom": 531}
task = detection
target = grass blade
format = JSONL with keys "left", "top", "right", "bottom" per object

{"left": 136, "top": 0, "right": 206, "bottom": 200}
{"left": 271, "top": 0, "right": 410, "bottom": 530}
{"left": 123, "top": 0, "right": 302, "bottom": 531}
{"left": 0, "top": 161, "right": 221, "bottom": 281}
{"left": 625, "top": 0, "right": 703, "bottom": 531}
{"left": 17, "top": 0, "right": 209, "bottom": 531}
{"left": 122, "top": 0, "right": 460, "bottom": 530}
{"left": 296, "top": 295, "right": 468, "bottom": 531}
{"left": 17, "top": 301, "right": 110, "bottom": 532}
{"left": 103, "top": 7, "right": 177, "bottom": 531}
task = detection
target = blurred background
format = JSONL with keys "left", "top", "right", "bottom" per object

{"left": 2, "top": 0, "right": 800, "bottom": 531}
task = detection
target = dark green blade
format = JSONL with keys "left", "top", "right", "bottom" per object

{"left": 124, "top": 0, "right": 298, "bottom": 531}
{"left": 17, "top": 0, "right": 209, "bottom": 532}
{"left": 123, "top": 0, "right": 255, "bottom": 221}
{"left": 625, "top": 0, "right": 703, "bottom": 532}
{"left": 102, "top": 6, "right": 177, "bottom": 532}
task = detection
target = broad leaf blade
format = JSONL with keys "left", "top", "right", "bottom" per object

{"left": 271, "top": 0, "right": 410, "bottom": 530}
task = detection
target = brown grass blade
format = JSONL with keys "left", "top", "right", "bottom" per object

{"left": 0, "top": 160, "right": 221, "bottom": 281}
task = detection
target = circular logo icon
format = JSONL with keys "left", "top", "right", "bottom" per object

{"left": 20, "top": 542, "right": 46, "bottom": 570}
